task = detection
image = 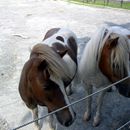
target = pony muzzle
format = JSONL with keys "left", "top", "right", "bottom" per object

{"left": 55, "top": 109, "right": 76, "bottom": 127}
{"left": 116, "top": 82, "right": 130, "bottom": 98}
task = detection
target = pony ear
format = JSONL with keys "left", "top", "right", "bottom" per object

{"left": 57, "top": 49, "right": 68, "bottom": 58}
{"left": 108, "top": 33, "right": 119, "bottom": 48}
{"left": 109, "top": 33, "right": 119, "bottom": 40}
{"left": 38, "top": 60, "right": 50, "bottom": 80}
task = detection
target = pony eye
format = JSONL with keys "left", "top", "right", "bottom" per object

{"left": 47, "top": 97, "right": 52, "bottom": 102}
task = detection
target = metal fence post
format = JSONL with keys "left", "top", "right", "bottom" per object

{"left": 121, "top": 0, "right": 123, "bottom": 7}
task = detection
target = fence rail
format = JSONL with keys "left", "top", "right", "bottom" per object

{"left": 13, "top": 76, "right": 130, "bottom": 130}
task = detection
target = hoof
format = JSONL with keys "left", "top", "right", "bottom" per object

{"left": 34, "top": 125, "right": 41, "bottom": 130}
{"left": 93, "top": 116, "right": 100, "bottom": 127}
{"left": 83, "top": 112, "right": 91, "bottom": 121}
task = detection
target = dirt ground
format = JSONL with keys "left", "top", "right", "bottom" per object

{"left": 0, "top": 0, "right": 130, "bottom": 130}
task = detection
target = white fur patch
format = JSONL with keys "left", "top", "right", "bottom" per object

{"left": 50, "top": 76, "right": 75, "bottom": 119}
{"left": 63, "top": 54, "right": 76, "bottom": 78}
{"left": 79, "top": 25, "right": 130, "bottom": 88}
{"left": 110, "top": 26, "right": 130, "bottom": 36}
{"left": 109, "top": 33, "right": 119, "bottom": 39}
{"left": 42, "top": 28, "right": 77, "bottom": 46}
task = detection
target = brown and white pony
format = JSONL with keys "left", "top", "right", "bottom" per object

{"left": 19, "top": 28, "right": 78, "bottom": 130}
{"left": 79, "top": 26, "right": 130, "bottom": 127}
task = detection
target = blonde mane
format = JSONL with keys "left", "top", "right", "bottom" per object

{"left": 110, "top": 35, "right": 130, "bottom": 77}
{"left": 96, "top": 26, "right": 130, "bottom": 77}
{"left": 31, "top": 43, "right": 71, "bottom": 80}
{"left": 80, "top": 25, "right": 130, "bottom": 79}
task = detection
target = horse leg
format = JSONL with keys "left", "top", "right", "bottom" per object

{"left": 83, "top": 84, "right": 92, "bottom": 122}
{"left": 31, "top": 107, "right": 41, "bottom": 130}
{"left": 93, "top": 89, "right": 107, "bottom": 127}
{"left": 66, "top": 71, "right": 80, "bottom": 96}
{"left": 66, "top": 83, "right": 73, "bottom": 96}
{"left": 48, "top": 115, "right": 57, "bottom": 130}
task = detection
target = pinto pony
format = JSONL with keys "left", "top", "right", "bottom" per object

{"left": 19, "top": 28, "right": 78, "bottom": 130}
{"left": 79, "top": 26, "right": 130, "bottom": 127}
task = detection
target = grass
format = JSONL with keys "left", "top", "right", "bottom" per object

{"left": 123, "top": 2, "right": 130, "bottom": 9}
{"left": 69, "top": 0, "right": 130, "bottom": 10}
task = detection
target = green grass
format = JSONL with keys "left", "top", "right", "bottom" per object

{"left": 69, "top": 0, "right": 130, "bottom": 10}
{"left": 123, "top": 2, "right": 130, "bottom": 9}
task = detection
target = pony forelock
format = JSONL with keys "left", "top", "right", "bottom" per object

{"left": 110, "top": 35, "right": 130, "bottom": 77}
{"left": 95, "top": 26, "right": 130, "bottom": 77}
{"left": 31, "top": 43, "right": 71, "bottom": 80}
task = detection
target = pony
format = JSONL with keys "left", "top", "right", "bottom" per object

{"left": 79, "top": 25, "right": 130, "bottom": 127}
{"left": 18, "top": 28, "right": 78, "bottom": 130}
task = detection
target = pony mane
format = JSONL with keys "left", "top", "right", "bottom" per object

{"left": 110, "top": 35, "right": 130, "bottom": 77}
{"left": 95, "top": 26, "right": 130, "bottom": 77}
{"left": 30, "top": 43, "right": 71, "bottom": 80}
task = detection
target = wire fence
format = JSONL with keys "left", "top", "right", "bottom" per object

{"left": 117, "top": 120, "right": 130, "bottom": 130}
{"left": 12, "top": 76, "right": 130, "bottom": 130}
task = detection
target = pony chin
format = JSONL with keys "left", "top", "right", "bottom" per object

{"left": 116, "top": 81, "right": 130, "bottom": 98}
{"left": 55, "top": 110, "right": 74, "bottom": 127}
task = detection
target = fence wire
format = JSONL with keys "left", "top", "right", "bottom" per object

{"left": 13, "top": 76, "right": 130, "bottom": 130}
{"left": 116, "top": 120, "right": 130, "bottom": 130}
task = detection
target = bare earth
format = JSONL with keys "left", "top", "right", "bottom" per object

{"left": 0, "top": 0, "right": 130, "bottom": 130}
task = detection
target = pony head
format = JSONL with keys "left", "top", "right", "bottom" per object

{"left": 19, "top": 44, "right": 75, "bottom": 127}
{"left": 99, "top": 31, "right": 130, "bottom": 97}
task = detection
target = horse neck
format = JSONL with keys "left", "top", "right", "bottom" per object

{"left": 102, "top": 34, "right": 130, "bottom": 82}
{"left": 80, "top": 27, "right": 108, "bottom": 69}
{"left": 111, "top": 37, "right": 130, "bottom": 78}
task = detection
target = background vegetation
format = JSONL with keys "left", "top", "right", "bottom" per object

{"left": 69, "top": 0, "right": 130, "bottom": 9}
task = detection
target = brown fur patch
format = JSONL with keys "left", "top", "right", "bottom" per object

{"left": 43, "top": 28, "right": 60, "bottom": 40}
{"left": 67, "top": 37, "right": 78, "bottom": 64}
{"left": 51, "top": 36, "right": 78, "bottom": 64}
{"left": 56, "top": 36, "right": 64, "bottom": 42}
{"left": 52, "top": 42, "right": 67, "bottom": 53}
{"left": 99, "top": 38, "right": 119, "bottom": 82}
{"left": 51, "top": 42, "right": 68, "bottom": 57}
